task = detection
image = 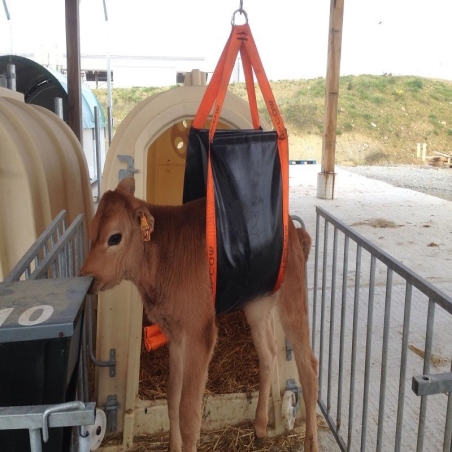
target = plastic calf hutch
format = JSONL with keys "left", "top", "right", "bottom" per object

{"left": 0, "top": 87, "right": 93, "bottom": 281}
{"left": 94, "top": 72, "right": 306, "bottom": 450}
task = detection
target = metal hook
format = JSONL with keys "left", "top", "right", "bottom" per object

{"left": 231, "top": 5, "right": 248, "bottom": 26}
{"left": 42, "top": 401, "right": 86, "bottom": 443}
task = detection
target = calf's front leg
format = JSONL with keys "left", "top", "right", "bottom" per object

{"left": 177, "top": 319, "right": 217, "bottom": 452}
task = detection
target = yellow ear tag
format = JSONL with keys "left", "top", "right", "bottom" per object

{"left": 140, "top": 215, "right": 151, "bottom": 242}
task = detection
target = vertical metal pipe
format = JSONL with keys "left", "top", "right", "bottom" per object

{"left": 54, "top": 97, "right": 64, "bottom": 119}
{"left": 106, "top": 59, "right": 113, "bottom": 145}
{"left": 319, "top": 221, "right": 329, "bottom": 400}
{"left": 443, "top": 358, "right": 452, "bottom": 451}
{"left": 67, "top": 241, "right": 73, "bottom": 277}
{"left": 6, "top": 63, "right": 16, "bottom": 91}
{"left": 361, "top": 255, "right": 376, "bottom": 450}
{"left": 347, "top": 244, "right": 362, "bottom": 450}
{"left": 81, "top": 218, "right": 86, "bottom": 263}
{"left": 107, "top": 106, "right": 112, "bottom": 146}
{"left": 395, "top": 283, "right": 413, "bottom": 451}
{"left": 94, "top": 106, "right": 102, "bottom": 198}
{"left": 336, "top": 234, "right": 349, "bottom": 430}
{"left": 416, "top": 298, "right": 436, "bottom": 452}
{"left": 103, "top": 0, "right": 113, "bottom": 145}
{"left": 327, "top": 227, "right": 338, "bottom": 413}
{"left": 376, "top": 268, "right": 393, "bottom": 452}
{"left": 74, "top": 226, "right": 80, "bottom": 275}
{"left": 28, "top": 428, "right": 43, "bottom": 452}
{"left": 312, "top": 212, "right": 321, "bottom": 350}
{"left": 78, "top": 428, "right": 91, "bottom": 452}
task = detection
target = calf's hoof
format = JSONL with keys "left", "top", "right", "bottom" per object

{"left": 254, "top": 430, "right": 265, "bottom": 448}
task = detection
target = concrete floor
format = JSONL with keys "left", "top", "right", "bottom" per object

{"left": 289, "top": 164, "right": 452, "bottom": 287}
{"left": 288, "top": 164, "right": 452, "bottom": 451}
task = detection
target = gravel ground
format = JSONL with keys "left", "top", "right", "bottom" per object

{"left": 339, "top": 165, "right": 452, "bottom": 202}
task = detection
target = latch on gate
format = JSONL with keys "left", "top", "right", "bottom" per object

{"left": 285, "top": 338, "right": 293, "bottom": 361}
{"left": 105, "top": 394, "right": 119, "bottom": 433}
{"left": 282, "top": 379, "right": 302, "bottom": 431}
{"left": 412, "top": 371, "right": 452, "bottom": 396}
{"left": 118, "top": 155, "right": 138, "bottom": 181}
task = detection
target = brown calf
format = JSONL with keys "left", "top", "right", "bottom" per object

{"left": 80, "top": 177, "right": 319, "bottom": 452}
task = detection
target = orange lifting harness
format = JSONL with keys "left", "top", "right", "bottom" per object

{"left": 144, "top": 20, "right": 289, "bottom": 353}
{"left": 193, "top": 22, "right": 289, "bottom": 304}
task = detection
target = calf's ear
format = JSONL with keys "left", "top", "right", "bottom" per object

{"left": 117, "top": 177, "right": 135, "bottom": 195}
{"left": 134, "top": 207, "right": 155, "bottom": 242}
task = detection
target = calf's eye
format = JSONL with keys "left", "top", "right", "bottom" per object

{"left": 108, "top": 233, "right": 122, "bottom": 246}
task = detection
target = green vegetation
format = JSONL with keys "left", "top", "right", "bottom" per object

{"left": 94, "top": 75, "right": 452, "bottom": 164}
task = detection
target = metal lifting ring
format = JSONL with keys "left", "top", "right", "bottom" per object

{"left": 231, "top": 5, "right": 248, "bottom": 26}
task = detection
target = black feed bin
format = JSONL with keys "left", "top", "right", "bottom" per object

{"left": 0, "top": 277, "right": 91, "bottom": 452}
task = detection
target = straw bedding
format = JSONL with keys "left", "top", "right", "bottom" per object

{"left": 101, "top": 310, "right": 328, "bottom": 450}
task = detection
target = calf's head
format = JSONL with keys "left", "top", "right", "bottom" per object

{"left": 80, "top": 177, "right": 154, "bottom": 294}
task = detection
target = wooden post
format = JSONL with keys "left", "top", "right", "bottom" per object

{"left": 65, "top": 0, "right": 83, "bottom": 145}
{"left": 317, "top": 0, "right": 345, "bottom": 199}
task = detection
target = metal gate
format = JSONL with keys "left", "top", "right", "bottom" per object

{"left": 4, "top": 210, "right": 85, "bottom": 282}
{"left": 311, "top": 206, "right": 452, "bottom": 451}
{"left": 0, "top": 211, "right": 95, "bottom": 452}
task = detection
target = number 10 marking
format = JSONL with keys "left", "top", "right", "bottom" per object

{"left": 0, "top": 305, "right": 54, "bottom": 327}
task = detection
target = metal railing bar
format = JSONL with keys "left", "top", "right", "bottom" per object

{"left": 81, "top": 321, "right": 89, "bottom": 403}
{"left": 74, "top": 225, "right": 84, "bottom": 275}
{"left": 51, "top": 258, "right": 57, "bottom": 279}
{"left": 443, "top": 359, "right": 452, "bottom": 452}
{"left": 361, "top": 254, "right": 376, "bottom": 451}
{"left": 316, "top": 206, "right": 452, "bottom": 313}
{"left": 416, "top": 298, "right": 436, "bottom": 452}
{"left": 29, "top": 215, "right": 84, "bottom": 280}
{"left": 319, "top": 221, "right": 329, "bottom": 401}
{"left": 327, "top": 227, "right": 339, "bottom": 414}
{"left": 395, "top": 283, "right": 413, "bottom": 451}
{"left": 318, "top": 399, "right": 347, "bottom": 452}
{"left": 67, "top": 242, "right": 72, "bottom": 277}
{"left": 337, "top": 234, "right": 349, "bottom": 431}
{"left": 376, "top": 268, "right": 393, "bottom": 452}
{"left": 312, "top": 211, "right": 321, "bottom": 351}
{"left": 4, "top": 211, "right": 67, "bottom": 282}
{"left": 347, "top": 244, "right": 362, "bottom": 449}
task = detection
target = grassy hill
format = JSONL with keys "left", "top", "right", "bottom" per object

{"left": 94, "top": 75, "right": 452, "bottom": 165}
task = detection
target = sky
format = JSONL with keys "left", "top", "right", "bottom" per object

{"left": 1, "top": 0, "right": 452, "bottom": 82}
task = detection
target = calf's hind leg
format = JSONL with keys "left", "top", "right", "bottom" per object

{"left": 167, "top": 341, "right": 183, "bottom": 451}
{"left": 243, "top": 295, "right": 278, "bottom": 440}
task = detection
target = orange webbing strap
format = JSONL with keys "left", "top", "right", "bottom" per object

{"left": 192, "top": 28, "right": 260, "bottom": 131}
{"left": 240, "top": 44, "right": 260, "bottom": 130}
{"left": 192, "top": 33, "right": 232, "bottom": 129}
{"left": 207, "top": 33, "right": 243, "bottom": 142}
{"left": 206, "top": 160, "right": 217, "bottom": 299}
{"left": 143, "top": 325, "right": 169, "bottom": 352}
{"left": 198, "top": 23, "right": 289, "bottom": 303}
